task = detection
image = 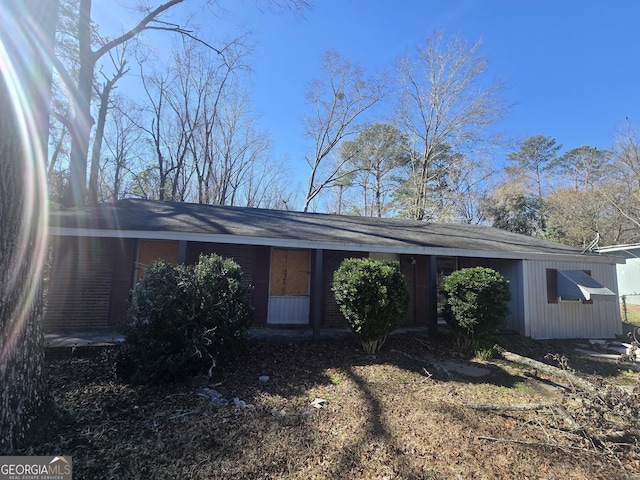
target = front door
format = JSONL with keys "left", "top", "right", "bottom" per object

{"left": 267, "top": 248, "right": 310, "bottom": 324}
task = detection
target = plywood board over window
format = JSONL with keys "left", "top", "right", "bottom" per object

{"left": 270, "top": 248, "right": 310, "bottom": 296}
{"left": 268, "top": 248, "right": 310, "bottom": 325}
{"left": 136, "top": 240, "right": 179, "bottom": 282}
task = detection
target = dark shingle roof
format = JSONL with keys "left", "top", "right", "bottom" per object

{"left": 49, "top": 199, "right": 604, "bottom": 261}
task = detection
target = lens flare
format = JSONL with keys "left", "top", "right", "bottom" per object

{"left": 0, "top": 3, "right": 52, "bottom": 364}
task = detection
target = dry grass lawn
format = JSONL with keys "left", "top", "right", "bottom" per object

{"left": 20, "top": 331, "right": 640, "bottom": 479}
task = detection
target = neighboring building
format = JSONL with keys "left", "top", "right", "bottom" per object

{"left": 598, "top": 244, "right": 640, "bottom": 306}
{"left": 45, "top": 199, "right": 623, "bottom": 339}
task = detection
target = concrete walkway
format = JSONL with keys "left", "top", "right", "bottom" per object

{"left": 44, "top": 326, "right": 433, "bottom": 349}
{"left": 45, "top": 330, "right": 125, "bottom": 349}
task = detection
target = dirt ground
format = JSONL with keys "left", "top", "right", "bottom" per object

{"left": 19, "top": 331, "right": 640, "bottom": 479}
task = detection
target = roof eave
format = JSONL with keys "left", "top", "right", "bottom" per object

{"left": 48, "top": 227, "right": 622, "bottom": 264}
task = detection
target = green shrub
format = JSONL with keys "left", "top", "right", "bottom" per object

{"left": 443, "top": 267, "right": 511, "bottom": 349}
{"left": 114, "top": 254, "right": 253, "bottom": 384}
{"left": 332, "top": 258, "right": 409, "bottom": 353}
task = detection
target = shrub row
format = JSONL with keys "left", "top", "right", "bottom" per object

{"left": 116, "top": 254, "right": 510, "bottom": 382}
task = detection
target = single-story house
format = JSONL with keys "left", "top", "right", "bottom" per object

{"left": 598, "top": 244, "right": 640, "bottom": 306}
{"left": 45, "top": 199, "right": 623, "bottom": 339}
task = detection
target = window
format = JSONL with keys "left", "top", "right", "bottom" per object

{"left": 547, "top": 268, "right": 615, "bottom": 304}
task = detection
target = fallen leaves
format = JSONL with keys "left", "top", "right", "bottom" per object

{"left": 21, "top": 334, "right": 640, "bottom": 479}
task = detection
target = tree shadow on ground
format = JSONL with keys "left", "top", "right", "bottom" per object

{"left": 34, "top": 330, "right": 635, "bottom": 479}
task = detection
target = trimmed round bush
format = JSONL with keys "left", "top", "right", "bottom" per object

{"left": 332, "top": 258, "right": 409, "bottom": 353}
{"left": 443, "top": 267, "right": 511, "bottom": 346}
{"left": 114, "top": 254, "right": 253, "bottom": 384}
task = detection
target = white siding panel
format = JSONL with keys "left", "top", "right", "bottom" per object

{"left": 523, "top": 260, "right": 622, "bottom": 339}
{"left": 267, "top": 296, "right": 310, "bottom": 325}
{"left": 617, "top": 258, "right": 640, "bottom": 305}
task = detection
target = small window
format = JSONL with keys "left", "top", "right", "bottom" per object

{"left": 547, "top": 268, "right": 615, "bottom": 304}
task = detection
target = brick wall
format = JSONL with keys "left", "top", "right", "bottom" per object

{"left": 187, "top": 242, "right": 256, "bottom": 287}
{"left": 186, "top": 242, "right": 265, "bottom": 321}
{"left": 399, "top": 255, "right": 417, "bottom": 326}
{"left": 44, "top": 236, "right": 426, "bottom": 332}
{"left": 322, "top": 251, "right": 418, "bottom": 328}
{"left": 322, "top": 250, "right": 366, "bottom": 328}
{"left": 44, "top": 236, "right": 115, "bottom": 331}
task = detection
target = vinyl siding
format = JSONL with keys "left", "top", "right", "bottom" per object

{"left": 616, "top": 258, "right": 640, "bottom": 305}
{"left": 523, "top": 260, "right": 622, "bottom": 339}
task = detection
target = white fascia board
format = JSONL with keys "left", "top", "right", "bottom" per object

{"left": 48, "top": 227, "right": 622, "bottom": 264}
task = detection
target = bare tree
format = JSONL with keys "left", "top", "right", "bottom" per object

{"left": 0, "top": 0, "right": 58, "bottom": 453}
{"left": 396, "top": 30, "right": 508, "bottom": 221}
{"left": 303, "top": 50, "right": 385, "bottom": 212}
{"left": 543, "top": 187, "right": 634, "bottom": 247}
{"left": 180, "top": 39, "right": 251, "bottom": 204}
{"left": 137, "top": 69, "right": 174, "bottom": 200}
{"left": 594, "top": 123, "right": 640, "bottom": 235}
{"left": 132, "top": 37, "right": 289, "bottom": 208}
{"left": 47, "top": 0, "right": 81, "bottom": 204}
{"left": 238, "top": 155, "right": 293, "bottom": 209}
{"left": 100, "top": 94, "right": 146, "bottom": 201}
{"left": 58, "top": 0, "right": 198, "bottom": 206}
{"left": 204, "top": 87, "right": 274, "bottom": 206}
{"left": 88, "top": 43, "right": 130, "bottom": 204}
{"left": 57, "top": 0, "right": 310, "bottom": 207}
{"left": 183, "top": 50, "right": 286, "bottom": 208}
{"left": 448, "top": 156, "right": 497, "bottom": 224}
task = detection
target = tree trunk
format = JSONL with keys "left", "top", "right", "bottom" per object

{"left": 65, "top": 0, "right": 95, "bottom": 207}
{"left": 88, "top": 83, "right": 110, "bottom": 205}
{"left": 494, "top": 347, "right": 626, "bottom": 399}
{"left": 0, "top": 0, "right": 58, "bottom": 453}
{"left": 89, "top": 62, "right": 128, "bottom": 205}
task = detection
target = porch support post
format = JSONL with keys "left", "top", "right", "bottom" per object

{"left": 311, "top": 249, "right": 324, "bottom": 341}
{"left": 178, "top": 240, "right": 188, "bottom": 264}
{"left": 427, "top": 255, "right": 438, "bottom": 336}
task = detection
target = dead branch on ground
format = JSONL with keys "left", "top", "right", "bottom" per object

{"left": 469, "top": 346, "right": 640, "bottom": 462}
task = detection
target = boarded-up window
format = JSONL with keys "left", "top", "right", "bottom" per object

{"left": 136, "top": 240, "right": 179, "bottom": 281}
{"left": 270, "top": 248, "right": 310, "bottom": 296}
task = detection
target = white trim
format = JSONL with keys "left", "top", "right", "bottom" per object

{"left": 522, "top": 260, "right": 531, "bottom": 337}
{"left": 48, "top": 226, "right": 623, "bottom": 264}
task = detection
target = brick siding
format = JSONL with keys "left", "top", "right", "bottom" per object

{"left": 44, "top": 236, "right": 115, "bottom": 331}
{"left": 45, "top": 237, "right": 426, "bottom": 332}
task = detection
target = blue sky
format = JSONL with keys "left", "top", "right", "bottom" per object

{"left": 95, "top": 0, "right": 640, "bottom": 188}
